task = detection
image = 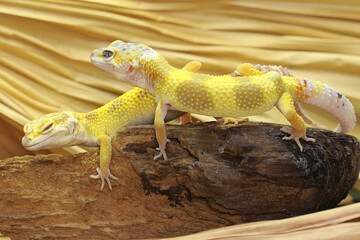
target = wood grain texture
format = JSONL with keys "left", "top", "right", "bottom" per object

{"left": 0, "top": 122, "right": 359, "bottom": 239}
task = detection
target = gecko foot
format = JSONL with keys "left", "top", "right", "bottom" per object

{"left": 154, "top": 139, "right": 170, "bottom": 160}
{"left": 216, "top": 117, "right": 249, "bottom": 125}
{"left": 280, "top": 126, "right": 315, "bottom": 152}
{"left": 90, "top": 167, "right": 119, "bottom": 191}
{"left": 154, "top": 145, "right": 169, "bottom": 160}
{"left": 154, "top": 150, "right": 168, "bottom": 161}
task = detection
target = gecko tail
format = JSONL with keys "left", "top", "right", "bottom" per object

{"left": 294, "top": 78, "right": 356, "bottom": 134}
{"left": 246, "top": 64, "right": 356, "bottom": 134}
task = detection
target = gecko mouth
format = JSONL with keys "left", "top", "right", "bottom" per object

{"left": 91, "top": 61, "right": 114, "bottom": 69}
{"left": 22, "top": 135, "right": 55, "bottom": 150}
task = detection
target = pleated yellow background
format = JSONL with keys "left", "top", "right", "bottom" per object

{"left": 0, "top": 0, "right": 359, "bottom": 158}
{"left": 0, "top": 1, "right": 360, "bottom": 239}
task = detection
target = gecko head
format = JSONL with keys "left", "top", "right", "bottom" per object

{"left": 90, "top": 40, "right": 159, "bottom": 82}
{"left": 22, "top": 112, "right": 82, "bottom": 151}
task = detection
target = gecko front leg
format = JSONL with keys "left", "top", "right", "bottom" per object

{"left": 154, "top": 100, "right": 169, "bottom": 160}
{"left": 154, "top": 60, "right": 202, "bottom": 159}
{"left": 179, "top": 60, "right": 202, "bottom": 125}
{"left": 90, "top": 134, "right": 118, "bottom": 190}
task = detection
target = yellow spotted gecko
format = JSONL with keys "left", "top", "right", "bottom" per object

{"left": 90, "top": 40, "right": 356, "bottom": 161}
{"left": 22, "top": 61, "right": 202, "bottom": 191}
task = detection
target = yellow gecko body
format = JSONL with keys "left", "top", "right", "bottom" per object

{"left": 157, "top": 69, "right": 284, "bottom": 117}
{"left": 90, "top": 40, "right": 356, "bottom": 160}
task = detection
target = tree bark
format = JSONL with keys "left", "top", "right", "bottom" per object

{"left": 0, "top": 122, "right": 359, "bottom": 240}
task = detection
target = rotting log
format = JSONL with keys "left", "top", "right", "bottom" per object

{"left": 0, "top": 122, "right": 359, "bottom": 240}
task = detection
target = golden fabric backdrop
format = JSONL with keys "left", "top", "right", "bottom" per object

{"left": 0, "top": 1, "right": 359, "bottom": 157}
{"left": 0, "top": 1, "right": 360, "bottom": 239}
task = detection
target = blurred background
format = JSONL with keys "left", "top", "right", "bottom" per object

{"left": 0, "top": 0, "right": 359, "bottom": 159}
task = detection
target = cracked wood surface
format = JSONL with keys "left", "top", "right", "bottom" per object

{"left": 0, "top": 122, "right": 359, "bottom": 239}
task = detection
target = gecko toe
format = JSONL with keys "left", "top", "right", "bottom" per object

{"left": 154, "top": 150, "right": 168, "bottom": 161}
{"left": 90, "top": 167, "right": 101, "bottom": 179}
{"left": 294, "top": 139, "right": 303, "bottom": 152}
{"left": 90, "top": 168, "right": 117, "bottom": 191}
{"left": 105, "top": 177, "right": 112, "bottom": 191}
{"left": 154, "top": 153, "right": 162, "bottom": 160}
{"left": 108, "top": 171, "right": 119, "bottom": 180}
{"left": 100, "top": 179, "right": 106, "bottom": 191}
{"left": 282, "top": 135, "right": 304, "bottom": 152}
{"left": 303, "top": 136, "right": 316, "bottom": 142}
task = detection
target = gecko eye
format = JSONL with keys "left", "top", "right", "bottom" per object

{"left": 103, "top": 49, "right": 115, "bottom": 60}
{"left": 41, "top": 122, "right": 54, "bottom": 133}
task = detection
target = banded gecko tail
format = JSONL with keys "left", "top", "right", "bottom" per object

{"left": 236, "top": 63, "right": 356, "bottom": 134}
{"left": 285, "top": 77, "right": 356, "bottom": 134}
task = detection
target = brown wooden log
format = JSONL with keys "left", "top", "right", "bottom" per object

{"left": 0, "top": 122, "right": 359, "bottom": 239}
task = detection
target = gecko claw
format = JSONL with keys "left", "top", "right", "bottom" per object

{"left": 90, "top": 167, "right": 119, "bottom": 191}
{"left": 282, "top": 135, "right": 303, "bottom": 152}
{"left": 280, "top": 126, "right": 315, "bottom": 152}
{"left": 154, "top": 150, "right": 168, "bottom": 161}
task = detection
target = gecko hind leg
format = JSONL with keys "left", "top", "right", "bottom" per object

{"left": 180, "top": 113, "right": 192, "bottom": 124}
{"left": 179, "top": 61, "right": 203, "bottom": 125}
{"left": 276, "top": 92, "right": 315, "bottom": 152}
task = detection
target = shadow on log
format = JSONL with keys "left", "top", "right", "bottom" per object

{"left": 0, "top": 122, "right": 359, "bottom": 239}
